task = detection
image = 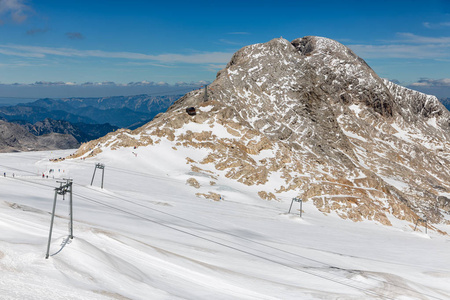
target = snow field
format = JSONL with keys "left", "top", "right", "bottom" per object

{"left": 0, "top": 146, "right": 450, "bottom": 299}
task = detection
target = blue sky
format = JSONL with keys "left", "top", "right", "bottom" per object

{"left": 0, "top": 0, "right": 449, "bottom": 98}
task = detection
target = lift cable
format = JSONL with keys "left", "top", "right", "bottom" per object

{"left": 2, "top": 164, "right": 447, "bottom": 300}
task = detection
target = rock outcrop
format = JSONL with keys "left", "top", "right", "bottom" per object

{"left": 71, "top": 36, "right": 450, "bottom": 231}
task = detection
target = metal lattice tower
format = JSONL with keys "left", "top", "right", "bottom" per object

{"left": 46, "top": 179, "right": 73, "bottom": 259}
{"left": 288, "top": 197, "right": 303, "bottom": 218}
{"left": 91, "top": 163, "right": 105, "bottom": 189}
{"left": 203, "top": 85, "right": 208, "bottom": 102}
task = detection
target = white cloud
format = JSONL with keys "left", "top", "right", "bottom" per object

{"left": 348, "top": 33, "right": 450, "bottom": 59}
{"left": 1, "top": 80, "right": 210, "bottom": 88}
{"left": 0, "top": 61, "right": 45, "bottom": 67}
{"left": 227, "top": 32, "right": 250, "bottom": 35}
{"left": 349, "top": 44, "right": 450, "bottom": 59}
{"left": 396, "top": 32, "right": 450, "bottom": 44}
{"left": 218, "top": 39, "right": 242, "bottom": 45}
{"left": 0, "top": 81, "right": 210, "bottom": 98}
{"left": 205, "top": 63, "right": 226, "bottom": 72}
{"left": 422, "top": 21, "right": 450, "bottom": 29}
{"left": 407, "top": 79, "right": 450, "bottom": 98}
{"left": 120, "top": 62, "right": 176, "bottom": 68}
{"left": 0, "top": 48, "right": 44, "bottom": 57}
{"left": 410, "top": 78, "right": 450, "bottom": 87}
{"left": 423, "top": 22, "right": 432, "bottom": 28}
{"left": 152, "top": 52, "right": 232, "bottom": 64}
{"left": 0, "top": 0, "right": 32, "bottom": 23}
{"left": 0, "top": 44, "right": 234, "bottom": 64}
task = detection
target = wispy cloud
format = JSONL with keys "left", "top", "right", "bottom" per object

{"left": 0, "top": 80, "right": 211, "bottom": 98}
{"left": 349, "top": 44, "right": 450, "bottom": 59}
{"left": 66, "top": 32, "right": 84, "bottom": 40}
{"left": 396, "top": 32, "right": 450, "bottom": 44}
{"left": 218, "top": 39, "right": 242, "bottom": 45}
{"left": 348, "top": 33, "right": 450, "bottom": 59}
{"left": 0, "top": 44, "right": 234, "bottom": 64}
{"left": 227, "top": 32, "right": 250, "bottom": 35}
{"left": 120, "top": 61, "right": 177, "bottom": 68}
{"left": 205, "top": 64, "right": 226, "bottom": 72}
{"left": 410, "top": 78, "right": 450, "bottom": 87}
{"left": 32, "top": 81, "right": 68, "bottom": 86}
{"left": 149, "top": 52, "right": 232, "bottom": 64}
{"left": 0, "top": 60, "right": 47, "bottom": 67}
{"left": 423, "top": 21, "right": 450, "bottom": 29}
{"left": 0, "top": 0, "right": 32, "bottom": 23}
{"left": 1, "top": 80, "right": 210, "bottom": 87}
{"left": 407, "top": 78, "right": 450, "bottom": 98}
{"left": 0, "top": 47, "right": 44, "bottom": 57}
{"left": 26, "top": 28, "right": 49, "bottom": 36}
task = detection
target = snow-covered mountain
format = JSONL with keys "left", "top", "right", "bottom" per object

{"left": 2, "top": 35, "right": 450, "bottom": 300}
{"left": 73, "top": 36, "right": 450, "bottom": 231}
{"left": 3, "top": 32, "right": 450, "bottom": 296}
{"left": 4, "top": 36, "right": 450, "bottom": 300}
{"left": 1, "top": 142, "right": 449, "bottom": 299}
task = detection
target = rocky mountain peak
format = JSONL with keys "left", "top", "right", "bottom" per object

{"left": 292, "top": 36, "right": 352, "bottom": 57}
{"left": 71, "top": 36, "right": 450, "bottom": 233}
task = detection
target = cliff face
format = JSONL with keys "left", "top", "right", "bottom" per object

{"left": 72, "top": 36, "right": 450, "bottom": 232}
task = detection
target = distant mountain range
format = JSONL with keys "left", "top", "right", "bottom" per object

{"left": 0, "top": 94, "right": 181, "bottom": 129}
{"left": 440, "top": 98, "right": 450, "bottom": 111}
{"left": 14, "top": 118, "right": 118, "bottom": 144}
{"left": 0, "top": 120, "right": 79, "bottom": 152}
{"left": 0, "top": 94, "right": 182, "bottom": 152}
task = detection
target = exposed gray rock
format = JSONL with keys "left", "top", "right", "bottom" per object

{"left": 0, "top": 120, "right": 78, "bottom": 152}
{"left": 72, "top": 36, "right": 450, "bottom": 230}
{"left": 18, "top": 118, "right": 118, "bottom": 143}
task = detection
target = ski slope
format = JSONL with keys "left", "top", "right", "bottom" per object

{"left": 0, "top": 147, "right": 450, "bottom": 300}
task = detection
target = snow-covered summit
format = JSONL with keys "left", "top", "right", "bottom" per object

{"left": 73, "top": 36, "right": 450, "bottom": 231}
